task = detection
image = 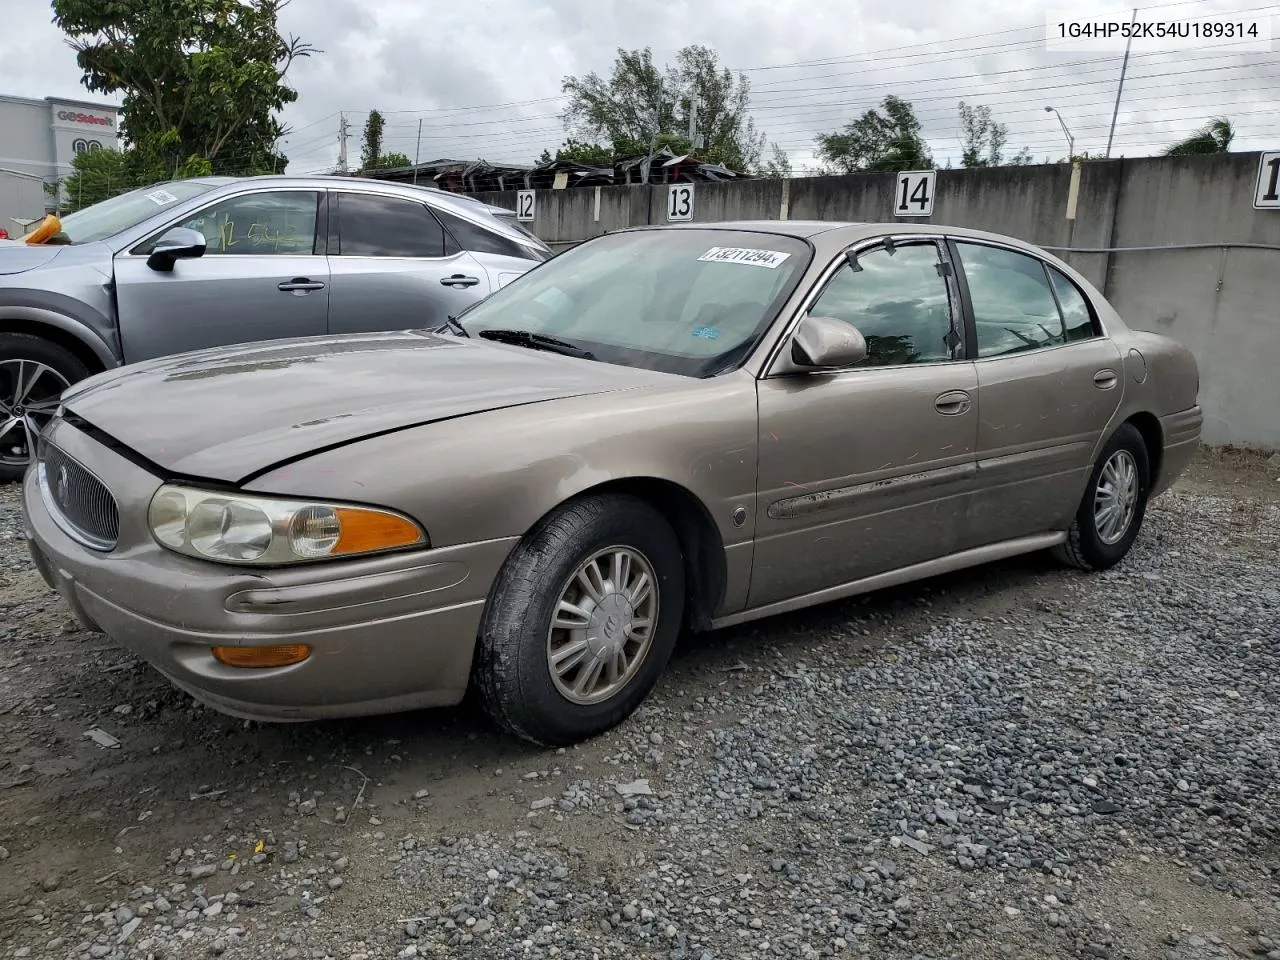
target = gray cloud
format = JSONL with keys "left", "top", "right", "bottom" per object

{"left": 3, "top": 0, "right": 1276, "bottom": 176}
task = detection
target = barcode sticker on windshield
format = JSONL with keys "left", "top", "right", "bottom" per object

{"left": 698, "top": 246, "right": 791, "bottom": 268}
{"left": 146, "top": 189, "right": 180, "bottom": 206}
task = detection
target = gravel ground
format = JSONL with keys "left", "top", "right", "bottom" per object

{"left": 1, "top": 448, "right": 1277, "bottom": 960}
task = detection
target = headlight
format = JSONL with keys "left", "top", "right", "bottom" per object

{"left": 147, "top": 485, "right": 427, "bottom": 565}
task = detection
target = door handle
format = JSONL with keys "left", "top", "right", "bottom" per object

{"left": 1093, "top": 369, "right": 1119, "bottom": 389}
{"left": 278, "top": 278, "right": 325, "bottom": 292}
{"left": 440, "top": 274, "right": 480, "bottom": 288}
{"left": 934, "top": 390, "right": 972, "bottom": 416}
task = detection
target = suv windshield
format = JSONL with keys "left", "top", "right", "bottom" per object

{"left": 54, "top": 180, "right": 218, "bottom": 244}
{"left": 455, "top": 228, "right": 811, "bottom": 377}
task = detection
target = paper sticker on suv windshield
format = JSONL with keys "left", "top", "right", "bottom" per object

{"left": 146, "top": 189, "right": 180, "bottom": 206}
{"left": 698, "top": 246, "right": 791, "bottom": 268}
{"left": 691, "top": 326, "right": 721, "bottom": 341}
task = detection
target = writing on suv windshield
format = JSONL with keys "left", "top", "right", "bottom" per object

{"left": 50, "top": 181, "right": 217, "bottom": 245}
{"left": 454, "top": 229, "right": 811, "bottom": 378}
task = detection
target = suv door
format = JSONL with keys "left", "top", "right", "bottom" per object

{"left": 948, "top": 238, "right": 1124, "bottom": 545}
{"left": 327, "top": 191, "right": 493, "bottom": 334}
{"left": 750, "top": 237, "right": 980, "bottom": 609}
{"left": 430, "top": 205, "right": 547, "bottom": 290}
{"left": 114, "top": 189, "right": 328, "bottom": 362}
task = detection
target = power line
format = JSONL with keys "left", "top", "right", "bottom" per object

{"left": 350, "top": 60, "right": 1276, "bottom": 155}
{"left": 309, "top": 0, "right": 1265, "bottom": 122}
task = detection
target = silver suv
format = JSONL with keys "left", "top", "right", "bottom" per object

{"left": 0, "top": 175, "right": 550, "bottom": 481}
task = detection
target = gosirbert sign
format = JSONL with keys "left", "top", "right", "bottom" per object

{"left": 56, "top": 110, "right": 113, "bottom": 127}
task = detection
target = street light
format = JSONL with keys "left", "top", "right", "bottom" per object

{"left": 1045, "top": 106, "right": 1075, "bottom": 158}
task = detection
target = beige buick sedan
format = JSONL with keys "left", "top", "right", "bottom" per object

{"left": 22, "top": 221, "right": 1202, "bottom": 745}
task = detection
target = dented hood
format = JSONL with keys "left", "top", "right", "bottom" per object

{"left": 60, "top": 330, "right": 673, "bottom": 483}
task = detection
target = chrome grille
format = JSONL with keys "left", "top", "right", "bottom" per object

{"left": 39, "top": 441, "right": 120, "bottom": 550}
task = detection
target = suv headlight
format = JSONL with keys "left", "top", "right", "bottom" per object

{"left": 148, "top": 485, "right": 427, "bottom": 565}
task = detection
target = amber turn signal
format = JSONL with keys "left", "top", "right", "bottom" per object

{"left": 331, "top": 507, "right": 424, "bottom": 555}
{"left": 212, "top": 644, "right": 311, "bottom": 668}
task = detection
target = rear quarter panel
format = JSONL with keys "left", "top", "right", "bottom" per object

{"left": 1096, "top": 324, "right": 1202, "bottom": 498}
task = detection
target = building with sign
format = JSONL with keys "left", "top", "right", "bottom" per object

{"left": 0, "top": 93, "right": 121, "bottom": 234}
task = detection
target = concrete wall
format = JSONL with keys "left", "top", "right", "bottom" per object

{"left": 475, "top": 152, "right": 1280, "bottom": 449}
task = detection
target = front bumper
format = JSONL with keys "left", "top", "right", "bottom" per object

{"left": 22, "top": 419, "right": 516, "bottom": 721}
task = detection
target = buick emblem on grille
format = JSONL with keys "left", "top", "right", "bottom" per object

{"left": 53, "top": 464, "right": 70, "bottom": 508}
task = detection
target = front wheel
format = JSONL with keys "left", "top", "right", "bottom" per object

{"left": 473, "top": 493, "right": 686, "bottom": 746}
{"left": 0, "top": 334, "right": 90, "bottom": 483}
{"left": 1053, "top": 422, "right": 1151, "bottom": 571}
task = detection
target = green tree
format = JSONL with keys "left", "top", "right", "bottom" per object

{"left": 360, "top": 109, "right": 384, "bottom": 170}
{"left": 560, "top": 45, "right": 765, "bottom": 171}
{"left": 52, "top": 0, "right": 315, "bottom": 182}
{"left": 815, "top": 96, "right": 932, "bottom": 174}
{"left": 958, "top": 101, "right": 1007, "bottom": 167}
{"left": 1007, "top": 147, "right": 1035, "bottom": 165}
{"left": 538, "top": 138, "right": 617, "bottom": 167}
{"left": 378, "top": 152, "right": 411, "bottom": 169}
{"left": 1163, "top": 117, "right": 1234, "bottom": 156}
{"left": 761, "top": 143, "right": 793, "bottom": 178}
{"left": 61, "top": 147, "right": 130, "bottom": 211}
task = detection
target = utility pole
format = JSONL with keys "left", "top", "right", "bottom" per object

{"left": 687, "top": 95, "right": 701, "bottom": 152}
{"left": 1105, "top": 7, "right": 1137, "bottom": 159}
{"left": 337, "top": 112, "right": 350, "bottom": 173}
{"left": 413, "top": 118, "right": 423, "bottom": 184}
{"left": 644, "top": 79, "right": 663, "bottom": 184}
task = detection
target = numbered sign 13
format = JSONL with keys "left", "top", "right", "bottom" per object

{"left": 667, "top": 182, "right": 695, "bottom": 221}
{"left": 516, "top": 190, "right": 536, "bottom": 221}
{"left": 894, "top": 170, "right": 935, "bottom": 217}
{"left": 1255, "top": 152, "right": 1280, "bottom": 209}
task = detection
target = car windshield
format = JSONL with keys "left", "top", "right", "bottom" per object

{"left": 54, "top": 180, "right": 218, "bottom": 244}
{"left": 455, "top": 228, "right": 811, "bottom": 377}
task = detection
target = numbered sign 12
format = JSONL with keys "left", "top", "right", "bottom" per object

{"left": 894, "top": 170, "right": 936, "bottom": 217}
{"left": 667, "top": 182, "right": 695, "bottom": 221}
{"left": 516, "top": 190, "right": 536, "bottom": 221}
{"left": 1255, "top": 152, "right": 1280, "bottom": 209}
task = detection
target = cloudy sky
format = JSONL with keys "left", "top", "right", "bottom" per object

{"left": 4, "top": 0, "right": 1278, "bottom": 173}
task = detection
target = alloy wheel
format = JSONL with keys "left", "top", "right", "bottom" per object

{"left": 546, "top": 545, "right": 660, "bottom": 705}
{"left": 0, "top": 359, "right": 69, "bottom": 470}
{"left": 1093, "top": 449, "right": 1139, "bottom": 545}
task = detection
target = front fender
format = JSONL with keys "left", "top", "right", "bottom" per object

{"left": 242, "top": 372, "right": 762, "bottom": 616}
{"left": 0, "top": 301, "right": 120, "bottom": 370}
{"left": 243, "top": 372, "right": 761, "bottom": 552}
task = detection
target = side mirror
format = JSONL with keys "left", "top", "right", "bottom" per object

{"left": 146, "top": 227, "right": 207, "bottom": 272}
{"left": 781, "top": 314, "right": 868, "bottom": 371}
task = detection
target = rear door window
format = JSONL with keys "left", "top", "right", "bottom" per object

{"left": 336, "top": 193, "right": 451, "bottom": 258}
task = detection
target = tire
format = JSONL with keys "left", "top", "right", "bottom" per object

{"left": 1052, "top": 422, "right": 1151, "bottom": 572}
{"left": 0, "top": 334, "right": 90, "bottom": 484}
{"left": 473, "top": 492, "right": 686, "bottom": 746}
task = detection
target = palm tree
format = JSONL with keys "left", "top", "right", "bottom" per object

{"left": 1163, "top": 117, "right": 1234, "bottom": 156}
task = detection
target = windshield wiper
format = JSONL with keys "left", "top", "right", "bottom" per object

{"left": 478, "top": 328, "right": 595, "bottom": 360}
{"left": 442, "top": 314, "right": 470, "bottom": 337}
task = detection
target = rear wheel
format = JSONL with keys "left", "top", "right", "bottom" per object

{"left": 0, "top": 334, "right": 89, "bottom": 483}
{"left": 1053, "top": 422, "right": 1151, "bottom": 571}
{"left": 473, "top": 493, "right": 686, "bottom": 746}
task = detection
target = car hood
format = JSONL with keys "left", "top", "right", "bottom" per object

{"left": 60, "top": 330, "right": 678, "bottom": 483}
{"left": 0, "top": 242, "right": 67, "bottom": 275}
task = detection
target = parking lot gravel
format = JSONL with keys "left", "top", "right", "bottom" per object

{"left": 1, "top": 449, "right": 1277, "bottom": 960}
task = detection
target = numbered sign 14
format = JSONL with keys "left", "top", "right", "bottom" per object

{"left": 894, "top": 170, "right": 935, "bottom": 217}
{"left": 667, "top": 182, "right": 695, "bottom": 221}
{"left": 516, "top": 190, "right": 536, "bottom": 221}
{"left": 1255, "top": 152, "right": 1280, "bottom": 209}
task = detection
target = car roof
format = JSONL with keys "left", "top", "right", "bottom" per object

{"left": 626, "top": 219, "right": 1059, "bottom": 258}
{"left": 176, "top": 174, "right": 511, "bottom": 219}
